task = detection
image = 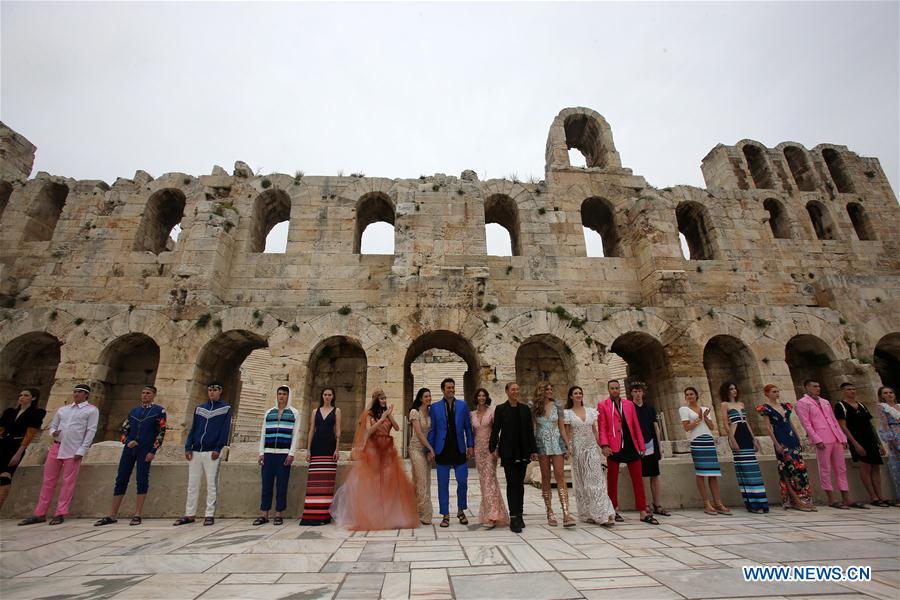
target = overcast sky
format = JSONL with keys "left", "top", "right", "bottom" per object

{"left": 2, "top": 1, "right": 897, "bottom": 255}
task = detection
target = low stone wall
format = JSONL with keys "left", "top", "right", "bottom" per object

{"left": 2, "top": 442, "right": 894, "bottom": 518}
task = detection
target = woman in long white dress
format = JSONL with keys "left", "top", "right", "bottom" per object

{"left": 563, "top": 386, "right": 616, "bottom": 526}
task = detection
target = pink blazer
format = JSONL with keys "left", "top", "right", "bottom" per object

{"left": 597, "top": 397, "right": 646, "bottom": 454}
{"left": 795, "top": 394, "right": 847, "bottom": 445}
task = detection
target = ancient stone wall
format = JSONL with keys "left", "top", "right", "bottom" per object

{"left": 0, "top": 107, "right": 897, "bottom": 456}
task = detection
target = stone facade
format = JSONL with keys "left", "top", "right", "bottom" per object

{"left": 0, "top": 107, "right": 897, "bottom": 463}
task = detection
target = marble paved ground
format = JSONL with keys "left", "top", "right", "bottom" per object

{"left": 1, "top": 478, "right": 898, "bottom": 600}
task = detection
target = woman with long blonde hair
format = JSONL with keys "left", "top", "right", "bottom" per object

{"left": 532, "top": 381, "right": 575, "bottom": 527}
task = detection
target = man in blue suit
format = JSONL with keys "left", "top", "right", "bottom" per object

{"left": 427, "top": 377, "right": 474, "bottom": 527}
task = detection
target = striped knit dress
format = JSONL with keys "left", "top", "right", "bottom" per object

{"left": 728, "top": 408, "right": 769, "bottom": 512}
{"left": 299, "top": 408, "right": 337, "bottom": 525}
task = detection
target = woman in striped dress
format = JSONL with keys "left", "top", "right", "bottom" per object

{"left": 299, "top": 387, "right": 341, "bottom": 525}
{"left": 679, "top": 387, "right": 731, "bottom": 515}
{"left": 720, "top": 382, "right": 769, "bottom": 513}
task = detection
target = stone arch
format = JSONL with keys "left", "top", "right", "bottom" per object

{"left": 608, "top": 331, "right": 677, "bottom": 440}
{"left": 581, "top": 197, "right": 620, "bottom": 257}
{"left": 783, "top": 145, "right": 817, "bottom": 191}
{"left": 676, "top": 201, "right": 716, "bottom": 260}
{"left": 514, "top": 334, "right": 576, "bottom": 404}
{"left": 805, "top": 200, "right": 836, "bottom": 240}
{"left": 0, "top": 332, "right": 62, "bottom": 411}
{"left": 484, "top": 194, "right": 521, "bottom": 256}
{"left": 133, "top": 188, "right": 186, "bottom": 254}
{"left": 742, "top": 143, "right": 774, "bottom": 189}
{"left": 874, "top": 333, "right": 900, "bottom": 391}
{"left": 303, "top": 336, "right": 367, "bottom": 449}
{"left": 763, "top": 198, "right": 792, "bottom": 239}
{"left": 846, "top": 202, "right": 876, "bottom": 241}
{"left": 822, "top": 148, "right": 855, "bottom": 193}
{"left": 249, "top": 188, "right": 291, "bottom": 253}
{"left": 23, "top": 181, "right": 69, "bottom": 242}
{"left": 0, "top": 180, "right": 11, "bottom": 222}
{"left": 91, "top": 333, "right": 160, "bottom": 441}
{"left": 785, "top": 334, "right": 842, "bottom": 402}
{"left": 703, "top": 334, "right": 765, "bottom": 434}
{"left": 545, "top": 107, "right": 622, "bottom": 170}
{"left": 354, "top": 191, "right": 395, "bottom": 254}
{"left": 404, "top": 330, "right": 481, "bottom": 413}
{"left": 189, "top": 329, "right": 268, "bottom": 442}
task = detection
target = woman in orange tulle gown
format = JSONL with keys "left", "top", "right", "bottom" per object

{"left": 329, "top": 389, "right": 419, "bottom": 530}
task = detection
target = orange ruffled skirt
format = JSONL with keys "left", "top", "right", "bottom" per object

{"left": 330, "top": 432, "right": 419, "bottom": 530}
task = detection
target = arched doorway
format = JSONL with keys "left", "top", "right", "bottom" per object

{"left": 514, "top": 334, "right": 576, "bottom": 405}
{"left": 609, "top": 332, "right": 677, "bottom": 440}
{"left": 92, "top": 334, "right": 160, "bottom": 441}
{"left": 304, "top": 336, "right": 368, "bottom": 450}
{"left": 703, "top": 335, "right": 764, "bottom": 434}
{"left": 0, "top": 332, "right": 62, "bottom": 411}
{"left": 785, "top": 335, "right": 840, "bottom": 402}
{"left": 874, "top": 333, "right": 900, "bottom": 391}
{"left": 403, "top": 331, "right": 481, "bottom": 452}
{"left": 190, "top": 330, "right": 267, "bottom": 444}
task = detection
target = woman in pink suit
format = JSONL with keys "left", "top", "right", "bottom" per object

{"left": 597, "top": 380, "right": 658, "bottom": 525}
{"left": 794, "top": 379, "right": 855, "bottom": 509}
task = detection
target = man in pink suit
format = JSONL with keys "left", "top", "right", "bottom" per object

{"left": 598, "top": 380, "right": 658, "bottom": 525}
{"left": 795, "top": 379, "right": 855, "bottom": 509}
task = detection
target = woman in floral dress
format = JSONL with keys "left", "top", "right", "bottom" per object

{"left": 471, "top": 388, "right": 509, "bottom": 529}
{"left": 756, "top": 384, "right": 816, "bottom": 511}
{"left": 563, "top": 386, "right": 615, "bottom": 526}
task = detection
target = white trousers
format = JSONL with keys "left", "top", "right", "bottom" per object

{"left": 185, "top": 451, "right": 221, "bottom": 517}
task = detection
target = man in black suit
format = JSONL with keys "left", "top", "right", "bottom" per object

{"left": 489, "top": 382, "right": 537, "bottom": 533}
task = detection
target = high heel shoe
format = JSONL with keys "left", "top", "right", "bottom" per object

{"left": 542, "top": 489, "right": 558, "bottom": 526}
{"left": 559, "top": 487, "right": 576, "bottom": 527}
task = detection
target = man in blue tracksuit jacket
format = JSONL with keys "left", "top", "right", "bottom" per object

{"left": 173, "top": 380, "right": 232, "bottom": 526}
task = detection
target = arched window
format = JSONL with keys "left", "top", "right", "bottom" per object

{"left": 484, "top": 194, "right": 520, "bottom": 256}
{"left": 763, "top": 198, "right": 791, "bottom": 239}
{"left": 563, "top": 114, "right": 609, "bottom": 169}
{"left": 581, "top": 197, "right": 619, "bottom": 257}
{"left": 806, "top": 200, "right": 835, "bottom": 240}
{"left": 249, "top": 189, "right": 291, "bottom": 253}
{"left": 783, "top": 146, "right": 816, "bottom": 191}
{"left": 354, "top": 192, "right": 395, "bottom": 255}
{"left": 134, "top": 189, "right": 186, "bottom": 254}
{"left": 742, "top": 145, "right": 774, "bottom": 189}
{"left": 822, "top": 149, "right": 854, "bottom": 193}
{"left": 846, "top": 202, "right": 876, "bottom": 241}
{"left": 23, "top": 182, "right": 68, "bottom": 242}
{"left": 676, "top": 201, "right": 715, "bottom": 260}
{"left": 0, "top": 180, "right": 11, "bottom": 222}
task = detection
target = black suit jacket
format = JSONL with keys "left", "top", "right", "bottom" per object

{"left": 489, "top": 401, "right": 536, "bottom": 464}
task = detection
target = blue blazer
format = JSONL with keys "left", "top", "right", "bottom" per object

{"left": 427, "top": 398, "right": 474, "bottom": 456}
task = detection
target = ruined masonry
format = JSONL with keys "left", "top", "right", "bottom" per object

{"left": 0, "top": 107, "right": 898, "bottom": 464}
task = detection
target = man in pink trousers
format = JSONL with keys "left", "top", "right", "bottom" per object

{"left": 795, "top": 379, "right": 859, "bottom": 509}
{"left": 19, "top": 383, "right": 99, "bottom": 525}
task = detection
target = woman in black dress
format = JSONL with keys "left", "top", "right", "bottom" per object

{"left": 835, "top": 382, "right": 889, "bottom": 507}
{"left": 0, "top": 388, "right": 47, "bottom": 509}
{"left": 299, "top": 387, "right": 341, "bottom": 525}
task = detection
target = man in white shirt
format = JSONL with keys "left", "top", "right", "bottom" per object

{"left": 19, "top": 383, "right": 99, "bottom": 526}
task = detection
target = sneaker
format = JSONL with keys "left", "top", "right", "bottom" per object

{"left": 173, "top": 516, "right": 196, "bottom": 526}
{"left": 203, "top": 517, "right": 215, "bottom": 526}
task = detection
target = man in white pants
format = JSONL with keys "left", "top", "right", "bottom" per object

{"left": 173, "top": 381, "right": 232, "bottom": 526}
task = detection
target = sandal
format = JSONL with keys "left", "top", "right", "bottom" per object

{"left": 714, "top": 503, "right": 732, "bottom": 515}
{"left": 129, "top": 516, "right": 142, "bottom": 526}
{"left": 600, "top": 519, "right": 615, "bottom": 528}
{"left": 440, "top": 515, "right": 450, "bottom": 528}
{"left": 173, "top": 516, "right": 196, "bottom": 526}
{"left": 94, "top": 516, "right": 117, "bottom": 527}
{"left": 614, "top": 513, "right": 625, "bottom": 522}
{"left": 703, "top": 501, "right": 718, "bottom": 516}
{"left": 886, "top": 499, "right": 900, "bottom": 507}
{"left": 848, "top": 502, "right": 870, "bottom": 509}
{"left": 273, "top": 516, "right": 283, "bottom": 526}
{"left": 640, "top": 514, "right": 660, "bottom": 525}
{"left": 652, "top": 504, "right": 672, "bottom": 517}
{"left": 830, "top": 502, "right": 850, "bottom": 510}
{"left": 203, "top": 517, "right": 216, "bottom": 526}
{"left": 871, "top": 500, "right": 890, "bottom": 508}
{"left": 49, "top": 515, "right": 65, "bottom": 525}
{"left": 457, "top": 510, "right": 469, "bottom": 525}
{"left": 252, "top": 517, "right": 269, "bottom": 526}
